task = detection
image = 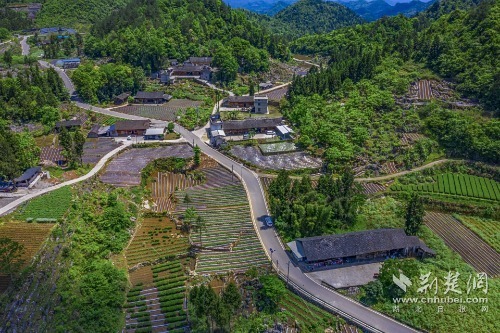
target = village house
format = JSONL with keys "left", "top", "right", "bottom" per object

{"left": 221, "top": 118, "right": 283, "bottom": 136}
{"left": 55, "top": 119, "right": 83, "bottom": 132}
{"left": 55, "top": 58, "right": 80, "bottom": 69}
{"left": 144, "top": 127, "right": 166, "bottom": 140}
{"left": 223, "top": 96, "right": 255, "bottom": 108}
{"left": 259, "top": 81, "right": 273, "bottom": 90}
{"left": 87, "top": 124, "right": 111, "bottom": 138}
{"left": 287, "top": 228, "right": 435, "bottom": 265}
{"left": 160, "top": 65, "right": 213, "bottom": 84}
{"left": 188, "top": 57, "right": 213, "bottom": 66}
{"left": 276, "top": 125, "right": 294, "bottom": 139}
{"left": 254, "top": 95, "right": 269, "bottom": 114}
{"left": 114, "top": 92, "right": 130, "bottom": 105}
{"left": 14, "top": 166, "right": 42, "bottom": 188}
{"left": 134, "top": 91, "right": 172, "bottom": 104}
{"left": 111, "top": 120, "right": 151, "bottom": 136}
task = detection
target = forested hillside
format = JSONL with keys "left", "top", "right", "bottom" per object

{"left": 272, "top": 0, "right": 364, "bottom": 34}
{"left": 34, "top": 0, "right": 128, "bottom": 28}
{"left": 85, "top": 0, "right": 290, "bottom": 76}
{"left": 287, "top": 0, "right": 498, "bottom": 169}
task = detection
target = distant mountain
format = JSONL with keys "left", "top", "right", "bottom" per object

{"left": 273, "top": 0, "right": 364, "bottom": 34}
{"left": 336, "top": 0, "right": 435, "bottom": 21}
{"left": 224, "top": 0, "right": 295, "bottom": 15}
{"left": 422, "top": 0, "right": 483, "bottom": 19}
{"left": 224, "top": 0, "right": 435, "bottom": 19}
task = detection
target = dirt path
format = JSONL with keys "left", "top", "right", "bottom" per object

{"left": 356, "top": 159, "right": 453, "bottom": 182}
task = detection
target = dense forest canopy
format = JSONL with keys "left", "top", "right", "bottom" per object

{"left": 35, "top": 0, "right": 129, "bottom": 28}
{"left": 272, "top": 0, "right": 364, "bottom": 35}
{"left": 85, "top": 0, "right": 290, "bottom": 73}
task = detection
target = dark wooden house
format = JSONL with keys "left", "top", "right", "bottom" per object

{"left": 134, "top": 91, "right": 172, "bottom": 104}
{"left": 112, "top": 120, "right": 151, "bottom": 136}
{"left": 221, "top": 118, "right": 282, "bottom": 135}
{"left": 287, "top": 228, "right": 435, "bottom": 264}
{"left": 55, "top": 119, "right": 83, "bottom": 132}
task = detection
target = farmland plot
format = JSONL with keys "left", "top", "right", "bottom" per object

{"left": 124, "top": 261, "right": 188, "bottom": 333}
{"left": 82, "top": 138, "right": 120, "bottom": 165}
{"left": 15, "top": 186, "right": 72, "bottom": 221}
{"left": 455, "top": 215, "right": 500, "bottom": 252}
{"left": 40, "top": 146, "right": 65, "bottom": 165}
{"left": 173, "top": 166, "right": 267, "bottom": 275}
{"left": 151, "top": 172, "right": 201, "bottom": 212}
{"left": 230, "top": 145, "right": 322, "bottom": 170}
{"left": 126, "top": 218, "right": 188, "bottom": 267}
{"left": 424, "top": 212, "right": 500, "bottom": 277}
{"left": 0, "top": 222, "right": 54, "bottom": 292}
{"left": 100, "top": 145, "right": 193, "bottom": 186}
{"left": 392, "top": 173, "right": 500, "bottom": 201}
{"left": 360, "top": 183, "right": 386, "bottom": 195}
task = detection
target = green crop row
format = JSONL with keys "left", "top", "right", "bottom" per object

{"left": 391, "top": 173, "right": 499, "bottom": 201}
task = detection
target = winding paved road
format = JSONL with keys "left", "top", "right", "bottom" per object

{"left": 16, "top": 36, "right": 420, "bottom": 332}
{"left": 0, "top": 144, "right": 129, "bottom": 216}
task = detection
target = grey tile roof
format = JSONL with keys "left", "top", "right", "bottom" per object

{"left": 298, "top": 228, "right": 429, "bottom": 262}
{"left": 222, "top": 118, "right": 282, "bottom": 131}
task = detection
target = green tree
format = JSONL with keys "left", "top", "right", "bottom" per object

{"left": 167, "top": 122, "right": 175, "bottom": 133}
{"left": 249, "top": 82, "right": 255, "bottom": 96}
{"left": 15, "top": 131, "right": 40, "bottom": 171}
{"left": 259, "top": 275, "right": 286, "bottom": 312}
{"left": 3, "top": 49, "right": 13, "bottom": 67}
{"left": 405, "top": 193, "right": 424, "bottom": 236}
{"left": 73, "top": 128, "right": 86, "bottom": 164}
{"left": 213, "top": 47, "right": 238, "bottom": 83}
{"left": 193, "top": 145, "right": 201, "bottom": 167}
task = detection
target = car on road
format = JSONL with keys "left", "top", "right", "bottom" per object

{"left": 127, "top": 136, "right": 132, "bottom": 140}
{"left": 264, "top": 216, "right": 273, "bottom": 227}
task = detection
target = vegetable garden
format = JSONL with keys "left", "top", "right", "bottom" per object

{"left": 424, "top": 212, "right": 500, "bottom": 277}
{"left": 171, "top": 166, "right": 268, "bottom": 275}
{"left": 125, "top": 218, "right": 188, "bottom": 267}
{"left": 111, "top": 99, "right": 203, "bottom": 122}
{"left": 391, "top": 173, "right": 500, "bottom": 201}
{"left": 15, "top": 186, "right": 72, "bottom": 221}
{"left": 259, "top": 142, "right": 298, "bottom": 155}
{"left": 124, "top": 260, "right": 188, "bottom": 333}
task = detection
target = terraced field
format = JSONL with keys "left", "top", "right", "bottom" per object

{"left": 151, "top": 172, "right": 200, "bottom": 212}
{"left": 126, "top": 218, "right": 188, "bottom": 267}
{"left": 0, "top": 222, "right": 55, "bottom": 292}
{"left": 280, "top": 290, "right": 358, "bottom": 333}
{"left": 392, "top": 173, "right": 500, "bottom": 201}
{"left": 124, "top": 261, "right": 188, "bottom": 333}
{"left": 424, "top": 212, "right": 500, "bottom": 277}
{"left": 171, "top": 166, "right": 267, "bottom": 275}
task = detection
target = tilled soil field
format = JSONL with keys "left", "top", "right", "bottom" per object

{"left": 100, "top": 145, "right": 193, "bottom": 186}
{"left": 424, "top": 212, "right": 500, "bottom": 277}
{"left": 230, "top": 145, "right": 322, "bottom": 170}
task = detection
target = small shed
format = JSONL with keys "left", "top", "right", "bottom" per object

{"left": 14, "top": 166, "right": 42, "bottom": 188}
{"left": 114, "top": 92, "right": 131, "bottom": 105}
{"left": 87, "top": 125, "right": 111, "bottom": 138}
{"left": 55, "top": 119, "right": 83, "bottom": 132}
{"left": 259, "top": 81, "right": 273, "bottom": 90}
{"left": 276, "top": 125, "right": 294, "bottom": 139}
{"left": 144, "top": 127, "right": 166, "bottom": 140}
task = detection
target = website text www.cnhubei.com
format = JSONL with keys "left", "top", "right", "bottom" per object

{"left": 393, "top": 296, "right": 488, "bottom": 304}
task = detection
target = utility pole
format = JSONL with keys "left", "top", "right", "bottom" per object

{"left": 231, "top": 165, "right": 234, "bottom": 182}
{"left": 270, "top": 248, "right": 275, "bottom": 270}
